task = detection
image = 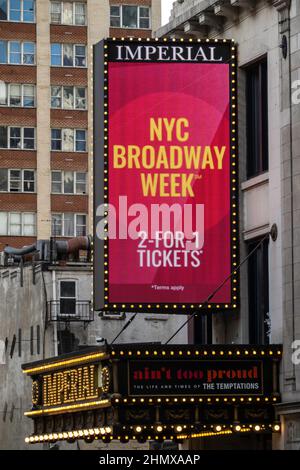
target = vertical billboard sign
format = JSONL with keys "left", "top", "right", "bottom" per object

{"left": 94, "top": 39, "right": 238, "bottom": 313}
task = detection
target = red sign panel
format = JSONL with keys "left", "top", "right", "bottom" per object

{"left": 97, "top": 40, "right": 238, "bottom": 312}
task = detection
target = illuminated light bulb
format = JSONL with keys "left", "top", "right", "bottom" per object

{"left": 254, "top": 425, "right": 261, "bottom": 432}
{"left": 157, "top": 426, "right": 163, "bottom": 433}
{"left": 68, "top": 432, "right": 73, "bottom": 438}
{"left": 63, "top": 432, "right": 68, "bottom": 439}
{"left": 215, "top": 426, "right": 222, "bottom": 432}
{"left": 100, "top": 428, "right": 106, "bottom": 435}
{"left": 235, "top": 425, "right": 241, "bottom": 432}
{"left": 53, "top": 433, "right": 58, "bottom": 440}
{"left": 25, "top": 437, "right": 30, "bottom": 443}
{"left": 105, "top": 427, "right": 112, "bottom": 434}
{"left": 78, "top": 430, "right": 84, "bottom": 437}
{"left": 274, "top": 425, "right": 280, "bottom": 432}
{"left": 176, "top": 426, "right": 183, "bottom": 433}
{"left": 135, "top": 426, "right": 142, "bottom": 433}
{"left": 73, "top": 431, "right": 78, "bottom": 438}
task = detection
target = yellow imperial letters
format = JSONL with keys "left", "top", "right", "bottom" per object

{"left": 42, "top": 365, "right": 98, "bottom": 406}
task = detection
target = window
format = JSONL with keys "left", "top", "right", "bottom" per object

{"left": 51, "top": 85, "right": 86, "bottom": 110}
{"left": 248, "top": 238, "right": 269, "bottom": 345}
{"left": 246, "top": 57, "right": 268, "bottom": 178}
{"left": 0, "top": 40, "right": 35, "bottom": 64}
{"left": 110, "top": 5, "right": 150, "bottom": 29}
{"left": 0, "top": 83, "right": 35, "bottom": 107}
{"left": 51, "top": 213, "right": 86, "bottom": 237}
{"left": 0, "top": 169, "right": 35, "bottom": 192}
{"left": 0, "top": 81, "right": 7, "bottom": 105}
{"left": 0, "top": 126, "right": 35, "bottom": 149}
{"left": 50, "top": 2, "right": 86, "bottom": 25}
{"left": 51, "top": 170, "right": 86, "bottom": 194}
{"left": 75, "top": 129, "right": 86, "bottom": 151}
{"left": 0, "top": 0, "right": 35, "bottom": 22}
{"left": 59, "top": 280, "right": 76, "bottom": 315}
{"left": 0, "top": 211, "right": 36, "bottom": 235}
{"left": 51, "top": 128, "right": 86, "bottom": 152}
{"left": 51, "top": 43, "right": 86, "bottom": 67}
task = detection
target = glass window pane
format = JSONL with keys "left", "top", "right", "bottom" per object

{"left": 75, "top": 87, "right": 86, "bottom": 109}
{"left": 10, "top": 212, "right": 21, "bottom": 235}
{"left": 23, "top": 127, "right": 35, "bottom": 149}
{"left": 0, "top": 0, "right": 7, "bottom": 20}
{"left": 74, "top": 45, "right": 86, "bottom": 67}
{"left": 51, "top": 2, "right": 61, "bottom": 23}
{"left": 23, "top": 42, "right": 35, "bottom": 64}
{"left": 23, "top": 84, "right": 35, "bottom": 107}
{"left": 75, "top": 3, "right": 86, "bottom": 25}
{"left": 0, "top": 169, "right": 8, "bottom": 191}
{"left": 63, "top": 44, "right": 73, "bottom": 67}
{"left": 75, "top": 129, "right": 86, "bottom": 151}
{"left": 51, "top": 128, "right": 61, "bottom": 150}
{"left": 64, "top": 213, "right": 74, "bottom": 236}
{"left": 23, "top": 213, "right": 35, "bottom": 235}
{"left": 23, "top": 0, "right": 35, "bottom": 22}
{"left": 10, "top": 127, "right": 21, "bottom": 148}
{"left": 139, "top": 7, "right": 149, "bottom": 18}
{"left": 62, "top": 128, "right": 74, "bottom": 152}
{"left": 23, "top": 170, "right": 35, "bottom": 192}
{"left": 60, "top": 280, "right": 76, "bottom": 298}
{"left": 9, "top": 0, "right": 21, "bottom": 21}
{"left": 9, "top": 169, "right": 21, "bottom": 191}
{"left": 76, "top": 214, "right": 86, "bottom": 236}
{"left": 122, "top": 6, "right": 137, "bottom": 28}
{"left": 51, "top": 86, "right": 62, "bottom": 108}
{"left": 0, "top": 41, "right": 7, "bottom": 63}
{"left": 0, "top": 212, "right": 8, "bottom": 235}
{"left": 9, "top": 41, "right": 21, "bottom": 64}
{"left": 0, "top": 81, "right": 7, "bottom": 105}
{"left": 75, "top": 172, "right": 86, "bottom": 194}
{"left": 63, "top": 86, "right": 73, "bottom": 109}
{"left": 0, "top": 126, "right": 8, "bottom": 148}
{"left": 51, "top": 171, "right": 62, "bottom": 193}
{"left": 51, "top": 43, "right": 61, "bottom": 66}
{"left": 139, "top": 18, "right": 149, "bottom": 28}
{"left": 52, "top": 214, "right": 62, "bottom": 236}
{"left": 63, "top": 2, "right": 72, "bottom": 24}
{"left": 9, "top": 84, "right": 21, "bottom": 106}
{"left": 63, "top": 171, "right": 74, "bottom": 193}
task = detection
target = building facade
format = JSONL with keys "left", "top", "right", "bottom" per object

{"left": 0, "top": 0, "right": 161, "bottom": 251}
{"left": 156, "top": 0, "right": 300, "bottom": 451}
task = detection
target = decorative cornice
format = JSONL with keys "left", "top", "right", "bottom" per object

{"left": 271, "top": 0, "right": 291, "bottom": 12}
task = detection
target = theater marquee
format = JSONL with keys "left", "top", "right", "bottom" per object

{"left": 94, "top": 38, "right": 238, "bottom": 313}
{"left": 23, "top": 345, "right": 282, "bottom": 445}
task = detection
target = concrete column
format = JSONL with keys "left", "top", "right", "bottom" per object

{"left": 36, "top": 0, "right": 51, "bottom": 238}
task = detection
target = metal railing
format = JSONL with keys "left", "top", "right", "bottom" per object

{"left": 47, "top": 300, "right": 94, "bottom": 323}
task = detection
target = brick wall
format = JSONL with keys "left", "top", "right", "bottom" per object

{"left": 50, "top": 25, "right": 88, "bottom": 44}
{"left": 0, "top": 151, "right": 36, "bottom": 168}
{"left": 0, "top": 22, "right": 36, "bottom": 41}
{"left": 109, "top": 28, "right": 152, "bottom": 38}
{"left": 0, "top": 193, "right": 37, "bottom": 211}
{"left": 0, "top": 65, "right": 36, "bottom": 83}
{"left": 51, "top": 152, "right": 88, "bottom": 171}
{"left": 51, "top": 194, "right": 88, "bottom": 212}
{"left": 51, "top": 68, "right": 87, "bottom": 86}
{"left": 0, "top": 107, "right": 36, "bottom": 127}
{"left": 51, "top": 109, "right": 88, "bottom": 128}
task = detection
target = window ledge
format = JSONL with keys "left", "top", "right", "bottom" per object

{"left": 241, "top": 172, "right": 269, "bottom": 191}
